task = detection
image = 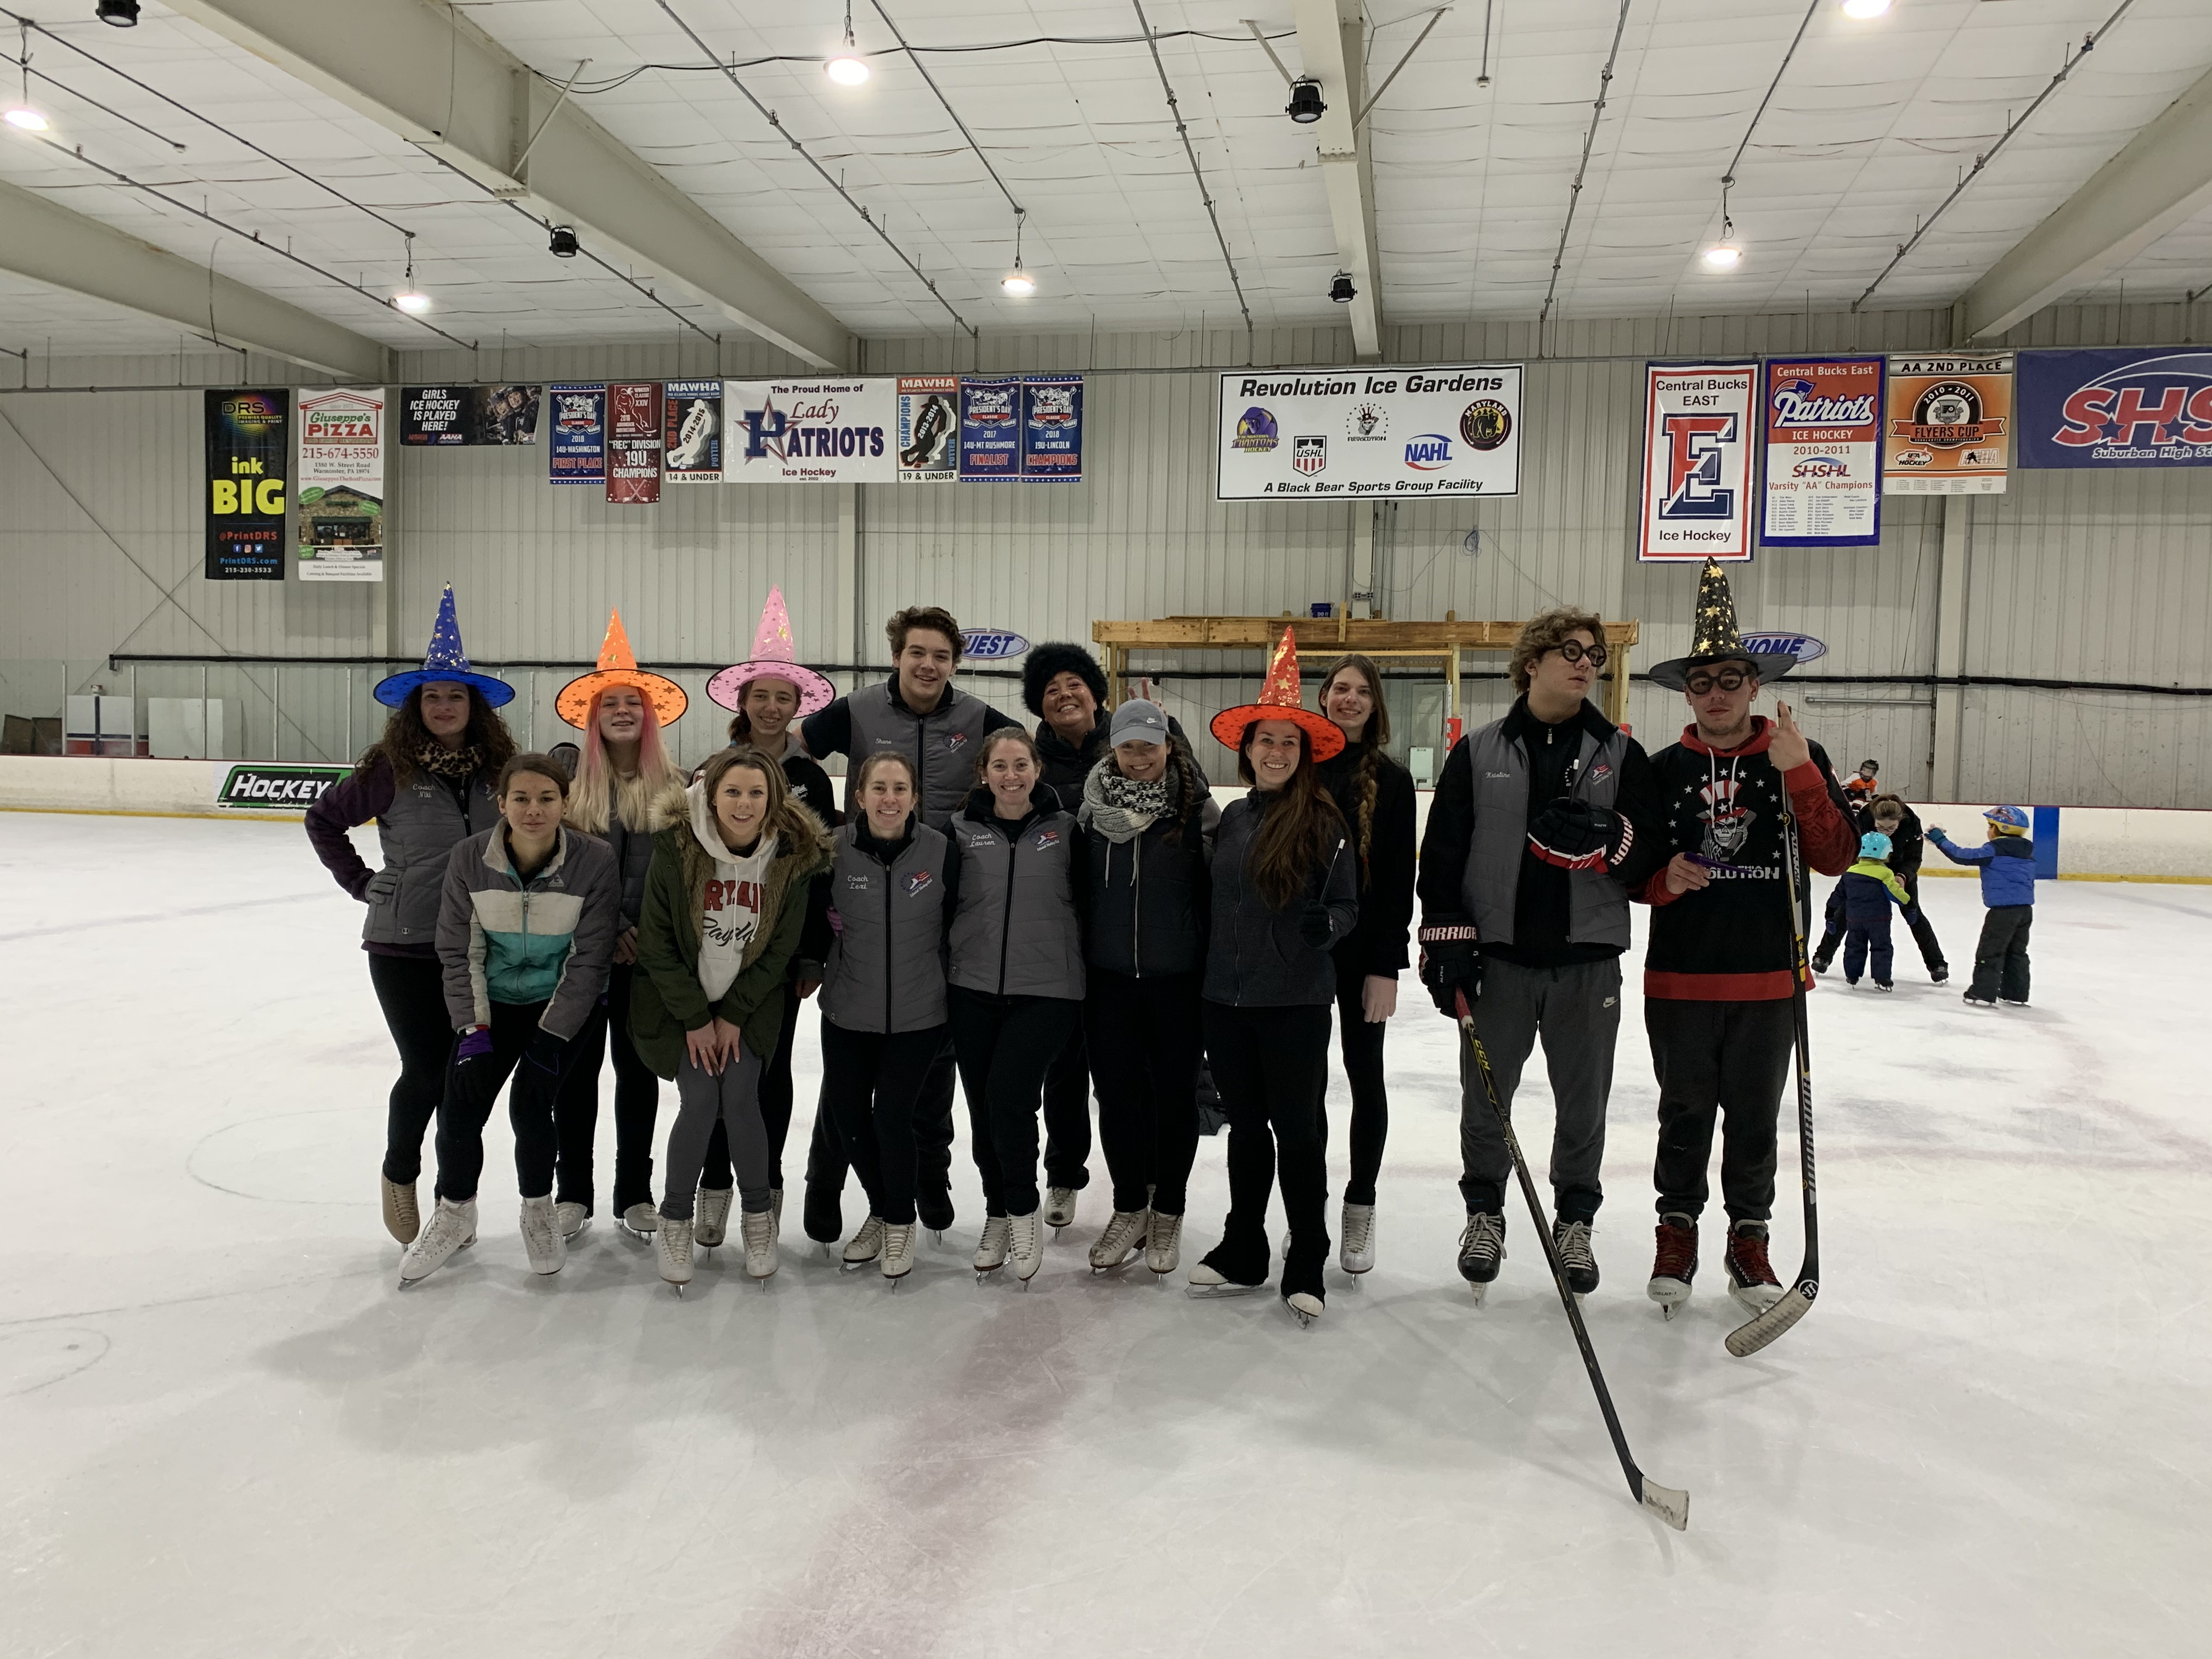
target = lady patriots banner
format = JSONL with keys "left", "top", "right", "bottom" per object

{"left": 2017, "top": 348, "right": 2212, "bottom": 468}
{"left": 1759, "top": 358, "right": 1882, "bottom": 547}
{"left": 725, "top": 379, "right": 895, "bottom": 483}
{"left": 1638, "top": 364, "right": 1757, "bottom": 562}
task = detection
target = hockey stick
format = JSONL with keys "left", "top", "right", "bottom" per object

{"left": 1724, "top": 808, "right": 1821, "bottom": 1358}
{"left": 1453, "top": 989, "right": 1690, "bottom": 1531}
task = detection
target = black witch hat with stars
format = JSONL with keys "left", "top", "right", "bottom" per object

{"left": 1646, "top": 559, "right": 1798, "bottom": 691}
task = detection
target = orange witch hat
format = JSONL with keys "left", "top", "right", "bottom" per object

{"left": 556, "top": 610, "right": 689, "bottom": 729}
{"left": 1209, "top": 625, "right": 1346, "bottom": 760}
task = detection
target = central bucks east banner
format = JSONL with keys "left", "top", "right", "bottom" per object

{"left": 1638, "top": 364, "right": 1756, "bottom": 562}
{"left": 296, "top": 387, "right": 385, "bottom": 582}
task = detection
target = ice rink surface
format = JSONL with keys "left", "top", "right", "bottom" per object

{"left": 3, "top": 811, "right": 2209, "bottom": 1658}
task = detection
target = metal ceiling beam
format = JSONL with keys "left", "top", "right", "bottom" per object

{"left": 164, "top": 0, "right": 852, "bottom": 369}
{"left": 1961, "top": 61, "right": 2212, "bottom": 341}
{"left": 0, "top": 177, "right": 390, "bottom": 379}
{"left": 1291, "top": 0, "right": 1384, "bottom": 358}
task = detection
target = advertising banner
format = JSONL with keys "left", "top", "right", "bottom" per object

{"left": 959, "top": 375, "right": 1022, "bottom": 481}
{"left": 724, "top": 377, "right": 894, "bottom": 483}
{"left": 205, "top": 387, "right": 288, "bottom": 580}
{"left": 897, "top": 375, "right": 958, "bottom": 482}
{"left": 606, "top": 381, "right": 663, "bottom": 505}
{"left": 548, "top": 383, "right": 606, "bottom": 485}
{"left": 1883, "top": 354, "right": 2011, "bottom": 493}
{"left": 215, "top": 762, "right": 349, "bottom": 810}
{"left": 1759, "top": 358, "right": 1882, "bottom": 547}
{"left": 296, "top": 387, "right": 385, "bottom": 583}
{"left": 2017, "top": 348, "right": 2212, "bottom": 469}
{"left": 1214, "top": 365, "right": 1522, "bottom": 500}
{"left": 1638, "top": 363, "right": 1757, "bottom": 562}
{"left": 1020, "top": 374, "right": 1085, "bottom": 481}
{"left": 400, "top": 385, "right": 541, "bottom": 445}
{"left": 662, "top": 380, "right": 723, "bottom": 483}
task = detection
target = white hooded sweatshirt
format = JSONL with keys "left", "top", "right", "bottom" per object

{"left": 687, "top": 777, "right": 779, "bottom": 1001}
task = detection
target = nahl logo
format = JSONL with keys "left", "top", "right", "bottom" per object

{"left": 217, "top": 764, "right": 347, "bottom": 809}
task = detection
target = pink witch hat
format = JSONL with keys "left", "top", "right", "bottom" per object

{"left": 707, "top": 586, "right": 838, "bottom": 715}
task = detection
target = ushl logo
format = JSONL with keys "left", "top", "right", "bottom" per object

{"left": 1293, "top": 436, "right": 1327, "bottom": 474}
{"left": 1662, "top": 414, "right": 1738, "bottom": 519}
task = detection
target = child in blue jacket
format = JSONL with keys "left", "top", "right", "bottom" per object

{"left": 1927, "top": 806, "right": 2035, "bottom": 1008}
{"left": 1838, "top": 830, "right": 1909, "bottom": 990}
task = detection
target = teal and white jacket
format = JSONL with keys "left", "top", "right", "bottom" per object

{"left": 435, "top": 823, "right": 622, "bottom": 1038}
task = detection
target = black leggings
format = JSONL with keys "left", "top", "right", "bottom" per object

{"left": 698, "top": 978, "right": 805, "bottom": 1194}
{"left": 948, "top": 986, "right": 1082, "bottom": 1218}
{"left": 368, "top": 952, "right": 452, "bottom": 1186}
{"left": 822, "top": 1020, "right": 946, "bottom": 1226}
{"left": 1041, "top": 1022, "right": 1094, "bottom": 1190}
{"left": 1205, "top": 1001, "right": 1333, "bottom": 1287}
{"left": 1318, "top": 957, "right": 1390, "bottom": 1207}
{"left": 804, "top": 1036, "right": 958, "bottom": 1233}
{"left": 433, "top": 999, "right": 586, "bottom": 1204}
{"left": 554, "top": 964, "right": 662, "bottom": 1214}
{"left": 1085, "top": 969, "right": 1204, "bottom": 1215}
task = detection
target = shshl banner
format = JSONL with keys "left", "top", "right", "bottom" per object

{"left": 1759, "top": 358, "right": 1882, "bottom": 548}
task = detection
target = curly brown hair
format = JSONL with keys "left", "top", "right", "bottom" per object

{"left": 357, "top": 684, "right": 517, "bottom": 786}
{"left": 1509, "top": 607, "right": 1606, "bottom": 695}
{"left": 887, "top": 605, "right": 966, "bottom": 660}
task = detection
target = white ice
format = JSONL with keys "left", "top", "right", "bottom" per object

{"left": 3, "top": 811, "right": 2209, "bottom": 1658}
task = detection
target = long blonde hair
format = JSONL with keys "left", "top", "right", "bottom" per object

{"left": 565, "top": 695, "right": 685, "bottom": 834}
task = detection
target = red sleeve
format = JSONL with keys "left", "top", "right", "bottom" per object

{"left": 1785, "top": 761, "right": 1855, "bottom": 875}
{"left": 1636, "top": 867, "right": 1683, "bottom": 907}
{"left": 303, "top": 759, "right": 393, "bottom": 899}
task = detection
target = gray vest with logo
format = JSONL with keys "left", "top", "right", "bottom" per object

{"left": 1459, "top": 717, "right": 1632, "bottom": 949}
{"left": 947, "top": 809, "right": 1085, "bottom": 1001}
{"left": 843, "top": 682, "right": 1000, "bottom": 831}
{"left": 365, "top": 767, "right": 502, "bottom": 947}
{"left": 820, "top": 822, "right": 952, "bottom": 1034}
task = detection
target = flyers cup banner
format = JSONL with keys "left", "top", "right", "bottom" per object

{"left": 296, "top": 387, "right": 385, "bottom": 583}
{"left": 1214, "top": 365, "right": 1522, "bottom": 500}
{"left": 205, "top": 387, "right": 288, "bottom": 581}
{"left": 1638, "top": 364, "right": 1756, "bottom": 562}
{"left": 1882, "top": 354, "right": 2011, "bottom": 494}
{"left": 2016, "top": 348, "right": 2212, "bottom": 469}
{"left": 1759, "top": 358, "right": 1882, "bottom": 548}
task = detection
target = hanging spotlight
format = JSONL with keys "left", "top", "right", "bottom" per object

{"left": 1329, "top": 271, "right": 1356, "bottom": 303}
{"left": 548, "top": 224, "right": 579, "bottom": 258}
{"left": 1841, "top": 0, "right": 1891, "bottom": 16}
{"left": 1286, "top": 77, "right": 1327, "bottom": 125}
{"left": 1001, "top": 206, "right": 1036, "bottom": 295}
{"left": 826, "top": 0, "right": 869, "bottom": 84}
{"left": 96, "top": 0, "right": 142, "bottom": 24}
{"left": 1700, "top": 244, "right": 1742, "bottom": 270}
{"left": 393, "top": 234, "right": 431, "bottom": 313}
{"left": 6, "top": 25, "right": 47, "bottom": 128}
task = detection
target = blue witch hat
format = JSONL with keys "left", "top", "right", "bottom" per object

{"left": 373, "top": 584, "right": 517, "bottom": 708}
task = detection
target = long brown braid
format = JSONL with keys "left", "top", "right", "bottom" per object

{"left": 1319, "top": 654, "right": 1391, "bottom": 891}
{"left": 1161, "top": 732, "right": 1208, "bottom": 845}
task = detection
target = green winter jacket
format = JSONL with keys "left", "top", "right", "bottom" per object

{"left": 627, "top": 787, "right": 837, "bottom": 1080}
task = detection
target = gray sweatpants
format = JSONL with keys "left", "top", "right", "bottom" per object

{"left": 1459, "top": 955, "right": 1622, "bottom": 1224}
{"left": 662, "top": 1048, "right": 770, "bottom": 1220}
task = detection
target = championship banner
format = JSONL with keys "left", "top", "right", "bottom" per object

{"left": 1214, "top": 365, "right": 1522, "bottom": 500}
{"left": 662, "top": 380, "right": 723, "bottom": 483}
{"left": 2017, "top": 348, "right": 2212, "bottom": 469}
{"left": 1638, "top": 364, "right": 1756, "bottom": 562}
{"left": 548, "top": 384, "right": 606, "bottom": 485}
{"left": 400, "top": 385, "right": 542, "bottom": 445}
{"left": 725, "top": 378, "right": 894, "bottom": 483}
{"left": 1759, "top": 358, "right": 1882, "bottom": 548}
{"left": 296, "top": 387, "right": 385, "bottom": 583}
{"left": 1020, "top": 374, "right": 1084, "bottom": 481}
{"left": 959, "top": 375, "right": 1022, "bottom": 481}
{"left": 205, "top": 387, "right": 288, "bottom": 580}
{"left": 897, "top": 375, "right": 958, "bottom": 482}
{"left": 1883, "top": 354, "right": 2011, "bottom": 494}
{"left": 606, "top": 382, "right": 663, "bottom": 505}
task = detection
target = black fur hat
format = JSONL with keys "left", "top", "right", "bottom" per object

{"left": 1023, "top": 641, "right": 1108, "bottom": 717}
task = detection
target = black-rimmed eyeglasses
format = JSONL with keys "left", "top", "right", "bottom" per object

{"left": 1683, "top": 668, "right": 1751, "bottom": 695}
{"left": 1549, "top": 640, "right": 1609, "bottom": 668}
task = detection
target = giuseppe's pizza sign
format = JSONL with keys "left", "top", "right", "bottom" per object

{"left": 2017, "top": 349, "right": 2212, "bottom": 469}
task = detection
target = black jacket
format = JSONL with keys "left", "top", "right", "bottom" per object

{"left": 1080, "top": 783, "right": 1218, "bottom": 979}
{"left": 1202, "top": 789, "right": 1360, "bottom": 1008}
{"left": 1312, "top": 744, "right": 1417, "bottom": 978}
{"left": 1035, "top": 709, "right": 1190, "bottom": 802}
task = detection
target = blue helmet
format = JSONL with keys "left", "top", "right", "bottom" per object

{"left": 1984, "top": 805, "right": 2030, "bottom": 831}
{"left": 1859, "top": 831, "right": 1892, "bottom": 860}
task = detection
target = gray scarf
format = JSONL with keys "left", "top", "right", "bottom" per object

{"left": 1081, "top": 759, "right": 1175, "bottom": 844}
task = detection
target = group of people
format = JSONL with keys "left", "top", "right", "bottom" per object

{"left": 302, "top": 559, "right": 2012, "bottom": 1326}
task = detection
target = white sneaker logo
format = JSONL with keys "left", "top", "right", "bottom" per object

{"left": 1603, "top": 996, "right": 1617, "bottom": 1007}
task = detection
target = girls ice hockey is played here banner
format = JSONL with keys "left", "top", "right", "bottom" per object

{"left": 1638, "top": 364, "right": 1757, "bottom": 562}
{"left": 1214, "top": 365, "right": 1522, "bottom": 499}
{"left": 1883, "top": 354, "right": 2011, "bottom": 494}
{"left": 1759, "top": 358, "right": 1882, "bottom": 548}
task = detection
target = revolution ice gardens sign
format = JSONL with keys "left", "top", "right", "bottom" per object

{"left": 205, "top": 388, "right": 288, "bottom": 580}
{"left": 1214, "top": 366, "right": 1523, "bottom": 499}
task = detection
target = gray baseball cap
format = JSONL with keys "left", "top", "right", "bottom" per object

{"left": 1108, "top": 699, "right": 1171, "bottom": 746}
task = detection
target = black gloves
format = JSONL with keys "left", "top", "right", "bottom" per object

{"left": 1299, "top": 901, "right": 1336, "bottom": 950}
{"left": 1527, "top": 798, "right": 1632, "bottom": 872}
{"left": 523, "top": 1024, "right": 568, "bottom": 1078}
{"left": 1418, "top": 915, "right": 1482, "bottom": 1017}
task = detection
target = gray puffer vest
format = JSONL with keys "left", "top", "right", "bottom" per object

{"left": 1460, "top": 717, "right": 1632, "bottom": 948}
{"left": 947, "top": 792, "right": 1085, "bottom": 1001}
{"left": 366, "top": 769, "right": 502, "bottom": 947}
{"left": 820, "top": 820, "right": 953, "bottom": 1034}
{"left": 844, "top": 681, "right": 1003, "bottom": 831}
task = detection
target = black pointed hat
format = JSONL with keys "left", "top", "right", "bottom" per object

{"left": 1646, "top": 560, "right": 1797, "bottom": 691}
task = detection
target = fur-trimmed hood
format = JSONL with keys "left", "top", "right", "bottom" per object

{"left": 1023, "top": 640, "right": 1108, "bottom": 717}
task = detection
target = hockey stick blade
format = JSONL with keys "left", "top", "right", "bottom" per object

{"left": 1640, "top": 1478, "right": 1691, "bottom": 1531}
{"left": 1725, "top": 1281, "right": 1817, "bottom": 1358}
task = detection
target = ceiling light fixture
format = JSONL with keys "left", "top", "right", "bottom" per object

{"left": 1329, "top": 270, "right": 1356, "bottom": 303}
{"left": 1001, "top": 206, "right": 1036, "bottom": 296}
{"left": 1841, "top": 0, "right": 1891, "bottom": 17}
{"left": 393, "top": 233, "right": 431, "bottom": 313}
{"left": 6, "top": 25, "right": 47, "bottom": 129}
{"left": 548, "top": 224, "right": 579, "bottom": 258}
{"left": 826, "top": 0, "right": 869, "bottom": 86}
{"left": 1701, "top": 175, "right": 1742, "bottom": 271}
{"left": 96, "top": 0, "right": 141, "bottom": 25}
{"left": 1286, "top": 77, "right": 1326, "bottom": 124}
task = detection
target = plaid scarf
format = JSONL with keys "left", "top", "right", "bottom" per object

{"left": 1082, "top": 761, "right": 1174, "bottom": 844}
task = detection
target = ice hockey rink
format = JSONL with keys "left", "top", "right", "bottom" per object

{"left": 2, "top": 809, "right": 2205, "bottom": 1658}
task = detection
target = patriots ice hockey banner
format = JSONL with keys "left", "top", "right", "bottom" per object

{"left": 898, "top": 375, "right": 958, "bottom": 482}
{"left": 296, "top": 387, "right": 385, "bottom": 582}
{"left": 548, "top": 384, "right": 606, "bottom": 486}
{"left": 2016, "top": 348, "right": 2212, "bottom": 469}
{"left": 1214, "top": 365, "right": 1522, "bottom": 500}
{"left": 606, "top": 382, "right": 662, "bottom": 505}
{"left": 1639, "top": 364, "right": 1756, "bottom": 562}
{"left": 662, "top": 380, "right": 722, "bottom": 484}
{"left": 1759, "top": 358, "right": 1882, "bottom": 548}
{"left": 959, "top": 376, "right": 1022, "bottom": 481}
{"left": 1020, "top": 374, "right": 1084, "bottom": 481}
{"left": 724, "top": 379, "right": 895, "bottom": 483}
{"left": 1883, "top": 354, "right": 2011, "bottom": 494}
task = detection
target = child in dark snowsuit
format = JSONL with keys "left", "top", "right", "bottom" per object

{"left": 1927, "top": 806, "right": 2035, "bottom": 1008}
{"left": 1839, "top": 830, "right": 1909, "bottom": 990}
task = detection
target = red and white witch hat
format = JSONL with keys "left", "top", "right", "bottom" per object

{"left": 1209, "top": 625, "right": 1345, "bottom": 760}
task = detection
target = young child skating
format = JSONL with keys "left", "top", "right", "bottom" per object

{"left": 1838, "top": 830, "right": 1909, "bottom": 990}
{"left": 1926, "top": 805, "right": 2035, "bottom": 1008}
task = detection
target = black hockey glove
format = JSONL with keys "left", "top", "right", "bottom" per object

{"left": 523, "top": 1024, "right": 568, "bottom": 1078}
{"left": 1527, "top": 798, "right": 1632, "bottom": 873}
{"left": 1417, "top": 915, "right": 1482, "bottom": 1018}
{"left": 1299, "top": 901, "right": 1336, "bottom": 950}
